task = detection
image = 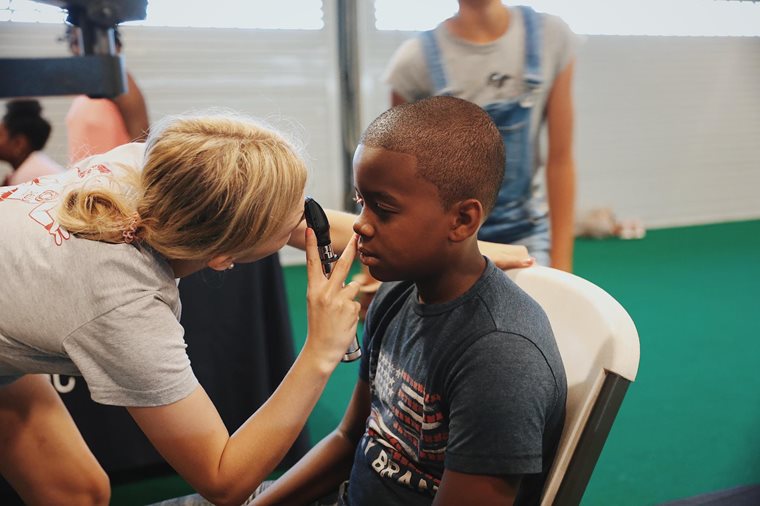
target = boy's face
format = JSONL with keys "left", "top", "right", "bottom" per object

{"left": 352, "top": 144, "right": 452, "bottom": 282}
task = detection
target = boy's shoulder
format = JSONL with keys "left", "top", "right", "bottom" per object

{"left": 368, "top": 262, "right": 551, "bottom": 341}
{"left": 366, "top": 279, "right": 416, "bottom": 329}
{"left": 473, "top": 264, "right": 554, "bottom": 341}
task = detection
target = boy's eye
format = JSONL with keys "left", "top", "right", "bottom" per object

{"left": 354, "top": 192, "right": 395, "bottom": 219}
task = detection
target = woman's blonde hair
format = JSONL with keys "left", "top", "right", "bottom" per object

{"left": 58, "top": 113, "right": 308, "bottom": 261}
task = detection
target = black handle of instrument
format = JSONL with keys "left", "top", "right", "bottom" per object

{"left": 304, "top": 197, "right": 361, "bottom": 362}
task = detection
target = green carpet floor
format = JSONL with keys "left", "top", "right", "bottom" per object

{"left": 112, "top": 219, "right": 760, "bottom": 505}
{"left": 572, "top": 220, "right": 760, "bottom": 505}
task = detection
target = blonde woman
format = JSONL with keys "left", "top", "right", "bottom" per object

{"left": 0, "top": 114, "right": 362, "bottom": 506}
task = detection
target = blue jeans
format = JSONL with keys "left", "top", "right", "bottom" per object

{"left": 511, "top": 228, "right": 550, "bottom": 266}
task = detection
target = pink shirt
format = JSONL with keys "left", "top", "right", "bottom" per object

{"left": 66, "top": 96, "right": 131, "bottom": 165}
{"left": 5, "top": 151, "right": 65, "bottom": 186}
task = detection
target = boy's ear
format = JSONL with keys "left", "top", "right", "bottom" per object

{"left": 449, "top": 198, "right": 483, "bottom": 242}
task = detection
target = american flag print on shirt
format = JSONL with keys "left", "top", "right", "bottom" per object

{"left": 362, "top": 350, "right": 448, "bottom": 496}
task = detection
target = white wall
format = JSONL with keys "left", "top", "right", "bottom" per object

{"left": 573, "top": 35, "right": 760, "bottom": 228}
{"left": 2, "top": 8, "right": 759, "bottom": 265}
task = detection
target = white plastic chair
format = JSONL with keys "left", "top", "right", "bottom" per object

{"left": 505, "top": 266, "right": 641, "bottom": 506}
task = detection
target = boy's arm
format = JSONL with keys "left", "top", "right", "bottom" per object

{"left": 252, "top": 379, "right": 371, "bottom": 506}
{"left": 440, "top": 332, "right": 558, "bottom": 506}
{"left": 545, "top": 60, "right": 577, "bottom": 272}
{"left": 434, "top": 470, "right": 520, "bottom": 506}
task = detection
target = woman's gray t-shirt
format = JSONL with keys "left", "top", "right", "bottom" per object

{"left": 0, "top": 143, "right": 198, "bottom": 407}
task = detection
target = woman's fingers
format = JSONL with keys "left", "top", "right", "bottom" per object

{"left": 304, "top": 228, "right": 327, "bottom": 288}
{"left": 303, "top": 229, "right": 360, "bottom": 355}
{"left": 328, "top": 235, "right": 361, "bottom": 330}
{"left": 341, "top": 280, "right": 361, "bottom": 306}
{"left": 328, "top": 233, "right": 358, "bottom": 286}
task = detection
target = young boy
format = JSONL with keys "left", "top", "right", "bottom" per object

{"left": 253, "top": 96, "right": 567, "bottom": 506}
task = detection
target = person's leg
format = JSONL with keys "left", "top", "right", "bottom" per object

{"left": 148, "top": 482, "right": 265, "bottom": 505}
{"left": 0, "top": 375, "right": 110, "bottom": 505}
{"left": 148, "top": 492, "right": 218, "bottom": 506}
{"left": 148, "top": 480, "right": 342, "bottom": 506}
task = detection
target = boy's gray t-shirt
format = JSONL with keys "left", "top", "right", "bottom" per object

{"left": 349, "top": 259, "right": 567, "bottom": 506}
{"left": 0, "top": 143, "right": 198, "bottom": 407}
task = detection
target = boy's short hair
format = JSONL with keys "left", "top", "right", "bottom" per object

{"left": 359, "top": 96, "right": 504, "bottom": 214}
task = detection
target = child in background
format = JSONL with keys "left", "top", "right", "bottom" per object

{"left": 0, "top": 113, "right": 360, "bottom": 506}
{"left": 0, "top": 99, "right": 64, "bottom": 185}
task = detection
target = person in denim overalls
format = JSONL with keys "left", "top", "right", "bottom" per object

{"left": 384, "top": 0, "right": 578, "bottom": 271}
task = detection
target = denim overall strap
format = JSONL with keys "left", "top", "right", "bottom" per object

{"left": 478, "top": 5, "right": 548, "bottom": 249}
{"left": 518, "top": 5, "right": 543, "bottom": 89}
{"left": 420, "top": 30, "right": 449, "bottom": 94}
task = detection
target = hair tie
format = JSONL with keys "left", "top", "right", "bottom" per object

{"left": 123, "top": 212, "right": 141, "bottom": 244}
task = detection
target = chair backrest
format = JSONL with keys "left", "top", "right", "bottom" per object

{"left": 505, "top": 266, "right": 640, "bottom": 506}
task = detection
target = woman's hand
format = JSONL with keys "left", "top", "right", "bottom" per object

{"left": 303, "top": 229, "right": 361, "bottom": 370}
{"left": 477, "top": 241, "right": 535, "bottom": 270}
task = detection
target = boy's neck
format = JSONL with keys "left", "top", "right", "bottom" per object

{"left": 415, "top": 246, "right": 486, "bottom": 305}
{"left": 447, "top": 1, "right": 510, "bottom": 43}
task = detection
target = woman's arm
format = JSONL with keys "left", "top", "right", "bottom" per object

{"left": 252, "top": 379, "right": 372, "bottom": 506}
{"left": 478, "top": 241, "right": 533, "bottom": 269}
{"left": 129, "top": 230, "right": 361, "bottom": 506}
{"left": 128, "top": 362, "right": 328, "bottom": 506}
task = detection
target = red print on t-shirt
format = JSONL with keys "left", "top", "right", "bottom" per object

{"left": 0, "top": 163, "right": 112, "bottom": 246}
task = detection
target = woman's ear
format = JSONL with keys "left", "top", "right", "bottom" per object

{"left": 449, "top": 198, "right": 483, "bottom": 242}
{"left": 207, "top": 255, "right": 235, "bottom": 271}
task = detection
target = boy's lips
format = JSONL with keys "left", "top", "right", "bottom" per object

{"left": 358, "top": 247, "right": 379, "bottom": 265}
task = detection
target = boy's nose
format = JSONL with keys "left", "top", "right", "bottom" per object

{"left": 353, "top": 217, "right": 373, "bottom": 238}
